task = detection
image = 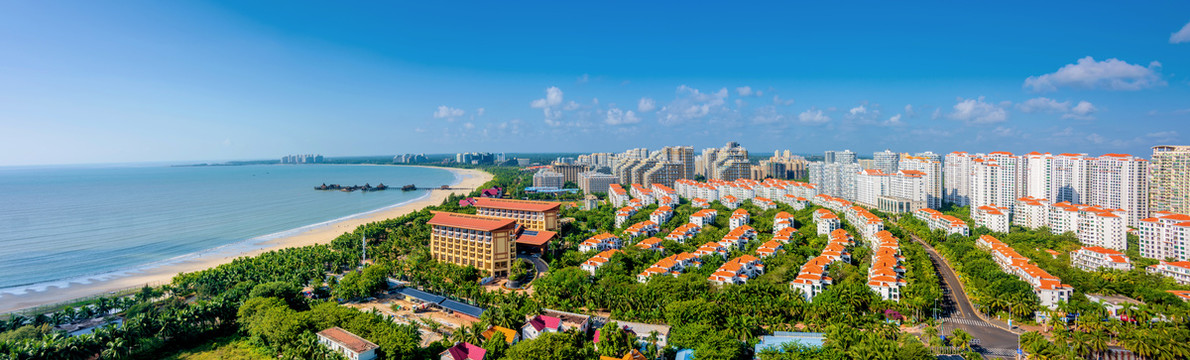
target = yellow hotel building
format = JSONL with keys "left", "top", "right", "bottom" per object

{"left": 427, "top": 212, "right": 517, "bottom": 277}
{"left": 473, "top": 198, "right": 561, "bottom": 231}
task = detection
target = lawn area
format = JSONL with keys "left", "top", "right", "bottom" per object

{"left": 162, "top": 335, "right": 271, "bottom": 360}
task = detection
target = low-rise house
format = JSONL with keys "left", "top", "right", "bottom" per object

{"left": 615, "top": 207, "right": 636, "bottom": 228}
{"left": 914, "top": 208, "right": 970, "bottom": 236}
{"left": 978, "top": 235, "right": 1073, "bottom": 309}
{"left": 581, "top": 249, "right": 622, "bottom": 275}
{"left": 813, "top": 209, "right": 840, "bottom": 235}
{"left": 790, "top": 256, "right": 834, "bottom": 301}
{"left": 752, "top": 197, "right": 776, "bottom": 210}
{"left": 729, "top": 209, "right": 750, "bottom": 230}
{"left": 440, "top": 342, "right": 485, "bottom": 360}
{"left": 772, "top": 227, "right": 798, "bottom": 243}
{"left": 780, "top": 194, "right": 810, "bottom": 210}
{"left": 665, "top": 223, "right": 702, "bottom": 243}
{"left": 756, "top": 240, "right": 785, "bottom": 258}
{"left": 624, "top": 220, "right": 660, "bottom": 239}
{"left": 521, "top": 314, "right": 562, "bottom": 340}
{"left": 638, "top": 253, "right": 701, "bottom": 283}
{"left": 634, "top": 237, "right": 664, "bottom": 251}
{"left": 690, "top": 209, "right": 718, "bottom": 227}
{"left": 721, "top": 195, "right": 740, "bottom": 209}
{"left": 317, "top": 327, "right": 380, "bottom": 360}
{"left": 708, "top": 255, "right": 765, "bottom": 285}
{"left": 691, "top": 198, "right": 710, "bottom": 208}
{"left": 609, "top": 184, "right": 630, "bottom": 207}
{"left": 1071, "top": 246, "right": 1133, "bottom": 272}
{"left": 579, "top": 233, "right": 622, "bottom": 252}
{"left": 650, "top": 206, "right": 674, "bottom": 225}
{"left": 481, "top": 326, "right": 520, "bottom": 345}
{"left": 773, "top": 212, "right": 794, "bottom": 231}
{"left": 694, "top": 241, "right": 730, "bottom": 259}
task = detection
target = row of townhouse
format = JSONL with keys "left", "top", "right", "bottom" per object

{"left": 692, "top": 198, "right": 710, "bottom": 208}
{"left": 1138, "top": 211, "right": 1190, "bottom": 261}
{"left": 638, "top": 252, "right": 702, "bottom": 283}
{"left": 665, "top": 223, "right": 702, "bottom": 243}
{"left": 844, "top": 205, "right": 885, "bottom": 243}
{"left": 624, "top": 220, "right": 660, "bottom": 239}
{"left": 976, "top": 235, "right": 1073, "bottom": 309}
{"left": 758, "top": 227, "right": 799, "bottom": 258}
{"left": 913, "top": 208, "right": 970, "bottom": 236}
{"left": 868, "top": 230, "right": 907, "bottom": 301}
{"left": 609, "top": 184, "right": 630, "bottom": 208}
{"left": 1071, "top": 246, "right": 1133, "bottom": 272}
{"left": 690, "top": 209, "right": 718, "bottom": 227}
{"left": 650, "top": 205, "right": 674, "bottom": 225}
{"left": 673, "top": 178, "right": 818, "bottom": 207}
{"left": 579, "top": 233, "right": 623, "bottom": 253}
{"left": 1014, "top": 196, "right": 1128, "bottom": 250}
{"left": 729, "top": 209, "right": 750, "bottom": 230}
{"left": 811, "top": 194, "right": 853, "bottom": 213}
{"left": 582, "top": 249, "right": 623, "bottom": 275}
{"left": 790, "top": 229, "right": 856, "bottom": 301}
{"left": 813, "top": 209, "right": 841, "bottom": 235}
{"left": 708, "top": 255, "right": 765, "bottom": 285}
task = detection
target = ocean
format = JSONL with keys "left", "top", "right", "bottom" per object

{"left": 0, "top": 164, "right": 456, "bottom": 292}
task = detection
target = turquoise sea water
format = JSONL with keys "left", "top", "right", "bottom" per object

{"left": 0, "top": 164, "right": 455, "bottom": 292}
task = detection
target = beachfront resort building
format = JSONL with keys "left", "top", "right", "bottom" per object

{"left": 428, "top": 212, "right": 517, "bottom": 277}
{"left": 317, "top": 327, "right": 379, "bottom": 360}
{"left": 473, "top": 197, "right": 561, "bottom": 231}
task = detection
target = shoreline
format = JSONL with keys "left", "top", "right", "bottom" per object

{"left": 0, "top": 166, "right": 492, "bottom": 315}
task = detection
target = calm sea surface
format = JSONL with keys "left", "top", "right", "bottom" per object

{"left": 0, "top": 164, "right": 455, "bottom": 291}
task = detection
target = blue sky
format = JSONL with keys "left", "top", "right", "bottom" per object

{"left": 1, "top": 1, "right": 1188, "bottom": 165}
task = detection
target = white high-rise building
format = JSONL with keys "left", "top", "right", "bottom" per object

{"left": 970, "top": 152, "right": 1021, "bottom": 219}
{"left": 1024, "top": 152, "right": 1091, "bottom": 204}
{"left": 1089, "top": 154, "right": 1149, "bottom": 227}
{"left": 944, "top": 152, "right": 975, "bottom": 206}
{"left": 898, "top": 154, "right": 943, "bottom": 209}
{"left": 856, "top": 169, "right": 891, "bottom": 207}
{"left": 1139, "top": 212, "right": 1190, "bottom": 261}
{"left": 1151, "top": 145, "right": 1190, "bottom": 215}
{"left": 873, "top": 150, "right": 899, "bottom": 174}
{"left": 809, "top": 161, "right": 863, "bottom": 201}
{"left": 532, "top": 168, "right": 564, "bottom": 188}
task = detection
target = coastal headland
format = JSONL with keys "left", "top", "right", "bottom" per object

{"left": 0, "top": 166, "right": 492, "bottom": 314}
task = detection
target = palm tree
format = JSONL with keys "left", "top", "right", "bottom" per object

{"left": 949, "top": 329, "right": 972, "bottom": 351}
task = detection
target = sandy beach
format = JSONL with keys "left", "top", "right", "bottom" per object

{"left": 0, "top": 166, "right": 492, "bottom": 314}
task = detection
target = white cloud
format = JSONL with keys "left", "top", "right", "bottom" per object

{"left": 1024, "top": 57, "right": 1164, "bottom": 92}
{"left": 1016, "top": 97, "right": 1097, "bottom": 120}
{"left": 638, "top": 97, "right": 657, "bottom": 112}
{"left": 849, "top": 105, "right": 867, "bottom": 115}
{"left": 798, "top": 108, "right": 831, "bottom": 124}
{"left": 657, "top": 86, "right": 730, "bottom": 126}
{"left": 949, "top": 97, "right": 1007, "bottom": 124}
{"left": 773, "top": 95, "right": 794, "bottom": 106}
{"left": 931, "top": 108, "right": 941, "bottom": 120}
{"left": 1086, "top": 133, "right": 1106, "bottom": 144}
{"left": 883, "top": 114, "right": 904, "bottom": 126}
{"left": 751, "top": 106, "right": 785, "bottom": 124}
{"left": 577, "top": 74, "right": 590, "bottom": 84}
{"left": 476, "top": 108, "right": 485, "bottom": 117}
{"left": 1017, "top": 97, "right": 1069, "bottom": 113}
{"left": 433, "top": 105, "right": 465, "bottom": 120}
{"left": 1171, "top": 21, "right": 1190, "bottom": 44}
{"left": 563, "top": 101, "right": 581, "bottom": 111}
{"left": 736, "top": 86, "right": 753, "bottom": 96}
{"left": 530, "top": 86, "right": 564, "bottom": 108}
{"left": 992, "top": 126, "right": 1015, "bottom": 137}
{"left": 1148, "top": 131, "right": 1180, "bottom": 142}
{"left": 605, "top": 108, "right": 640, "bottom": 125}
{"left": 904, "top": 104, "right": 915, "bottom": 117}
{"left": 1063, "top": 101, "right": 1097, "bottom": 120}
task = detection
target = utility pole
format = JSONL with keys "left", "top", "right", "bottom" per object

{"left": 361, "top": 234, "right": 367, "bottom": 268}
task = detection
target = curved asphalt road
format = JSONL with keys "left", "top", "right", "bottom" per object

{"left": 908, "top": 232, "right": 1021, "bottom": 357}
{"left": 517, "top": 254, "right": 549, "bottom": 278}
